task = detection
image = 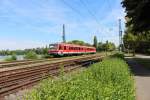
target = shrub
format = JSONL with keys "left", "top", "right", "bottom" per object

{"left": 5, "top": 54, "right": 17, "bottom": 61}
{"left": 111, "top": 52, "right": 124, "bottom": 59}
{"left": 25, "top": 57, "right": 135, "bottom": 100}
{"left": 24, "top": 51, "right": 38, "bottom": 59}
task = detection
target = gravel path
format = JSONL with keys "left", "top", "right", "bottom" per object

{"left": 125, "top": 55, "right": 150, "bottom": 100}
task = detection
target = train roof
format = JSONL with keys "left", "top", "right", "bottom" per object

{"left": 53, "top": 43, "right": 95, "bottom": 49}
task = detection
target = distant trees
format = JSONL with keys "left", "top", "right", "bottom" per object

{"left": 24, "top": 51, "right": 38, "bottom": 59}
{"left": 97, "top": 41, "right": 116, "bottom": 52}
{"left": 93, "top": 36, "right": 98, "bottom": 49}
{"left": 0, "top": 39, "right": 116, "bottom": 57}
{"left": 68, "top": 40, "right": 91, "bottom": 46}
{"left": 103, "top": 41, "right": 116, "bottom": 52}
{"left": 68, "top": 39, "right": 115, "bottom": 52}
{"left": 97, "top": 42, "right": 103, "bottom": 51}
{"left": 0, "top": 46, "right": 49, "bottom": 56}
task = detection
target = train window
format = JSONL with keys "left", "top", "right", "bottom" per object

{"left": 49, "top": 44, "right": 58, "bottom": 50}
{"left": 59, "top": 46, "right": 61, "bottom": 50}
{"left": 64, "top": 46, "right": 66, "bottom": 50}
{"left": 70, "top": 47, "right": 73, "bottom": 50}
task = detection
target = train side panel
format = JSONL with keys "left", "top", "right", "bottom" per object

{"left": 48, "top": 43, "right": 96, "bottom": 56}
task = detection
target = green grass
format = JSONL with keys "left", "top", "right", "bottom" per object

{"left": 24, "top": 56, "right": 135, "bottom": 100}
{"left": 134, "top": 58, "right": 150, "bottom": 69}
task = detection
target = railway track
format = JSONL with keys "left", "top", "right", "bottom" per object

{"left": 0, "top": 54, "right": 103, "bottom": 99}
{"left": 0, "top": 56, "right": 75, "bottom": 68}
{"left": 0, "top": 55, "right": 91, "bottom": 69}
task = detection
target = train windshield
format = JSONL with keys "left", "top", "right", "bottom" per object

{"left": 49, "top": 44, "right": 58, "bottom": 50}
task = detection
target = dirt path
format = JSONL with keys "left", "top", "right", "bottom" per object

{"left": 125, "top": 55, "right": 150, "bottom": 100}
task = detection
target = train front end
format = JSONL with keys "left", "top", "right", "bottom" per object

{"left": 48, "top": 44, "right": 59, "bottom": 56}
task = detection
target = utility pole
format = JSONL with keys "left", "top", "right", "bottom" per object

{"left": 62, "top": 24, "right": 66, "bottom": 43}
{"left": 119, "top": 19, "right": 123, "bottom": 52}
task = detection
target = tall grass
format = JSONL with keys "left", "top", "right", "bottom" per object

{"left": 25, "top": 57, "right": 135, "bottom": 100}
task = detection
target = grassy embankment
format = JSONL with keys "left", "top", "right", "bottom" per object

{"left": 23, "top": 53, "right": 135, "bottom": 100}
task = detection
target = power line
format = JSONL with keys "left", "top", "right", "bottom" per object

{"left": 60, "top": 0, "right": 84, "bottom": 18}
{"left": 79, "top": 0, "right": 101, "bottom": 27}
{"left": 106, "top": 0, "right": 112, "bottom": 10}
{"left": 59, "top": 0, "right": 115, "bottom": 43}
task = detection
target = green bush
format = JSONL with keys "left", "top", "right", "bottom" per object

{"left": 25, "top": 58, "right": 135, "bottom": 100}
{"left": 111, "top": 52, "right": 124, "bottom": 59}
{"left": 5, "top": 54, "right": 17, "bottom": 61}
{"left": 24, "top": 51, "right": 38, "bottom": 59}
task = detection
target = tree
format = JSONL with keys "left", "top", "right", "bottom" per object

{"left": 123, "top": 33, "right": 138, "bottom": 55}
{"left": 93, "top": 36, "right": 98, "bottom": 49}
{"left": 122, "top": 0, "right": 150, "bottom": 32}
{"left": 97, "top": 42, "right": 104, "bottom": 51}
{"left": 43, "top": 45, "right": 49, "bottom": 54}
{"left": 102, "top": 41, "right": 116, "bottom": 52}
{"left": 122, "top": 0, "right": 150, "bottom": 54}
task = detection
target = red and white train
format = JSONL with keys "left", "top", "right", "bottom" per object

{"left": 48, "top": 43, "right": 96, "bottom": 56}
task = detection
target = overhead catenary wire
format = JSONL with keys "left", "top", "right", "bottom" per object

{"left": 106, "top": 0, "right": 112, "bottom": 10}
{"left": 79, "top": 0, "right": 101, "bottom": 27}
{"left": 59, "top": 0, "right": 116, "bottom": 43}
{"left": 60, "top": 0, "right": 84, "bottom": 18}
{"left": 79, "top": 0, "right": 107, "bottom": 42}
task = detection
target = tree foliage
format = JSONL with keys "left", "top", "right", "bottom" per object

{"left": 93, "top": 36, "right": 98, "bottom": 48}
{"left": 122, "top": 0, "right": 150, "bottom": 32}
{"left": 0, "top": 46, "right": 49, "bottom": 56}
{"left": 97, "top": 41, "right": 116, "bottom": 52}
{"left": 122, "top": 0, "right": 150, "bottom": 54}
{"left": 24, "top": 51, "right": 38, "bottom": 59}
{"left": 68, "top": 40, "right": 91, "bottom": 46}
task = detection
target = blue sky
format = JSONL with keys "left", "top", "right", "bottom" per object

{"left": 0, "top": 0, "right": 125, "bottom": 50}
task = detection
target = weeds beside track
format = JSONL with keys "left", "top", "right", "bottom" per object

{"left": 0, "top": 54, "right": 102, "bottom": 99}
{"left": 25, "top": 55, "right": 135, "bottom": 100}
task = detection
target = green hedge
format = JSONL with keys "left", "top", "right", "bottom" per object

{"left": 25, "top": 57, "right": 135, "bottom": 100}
